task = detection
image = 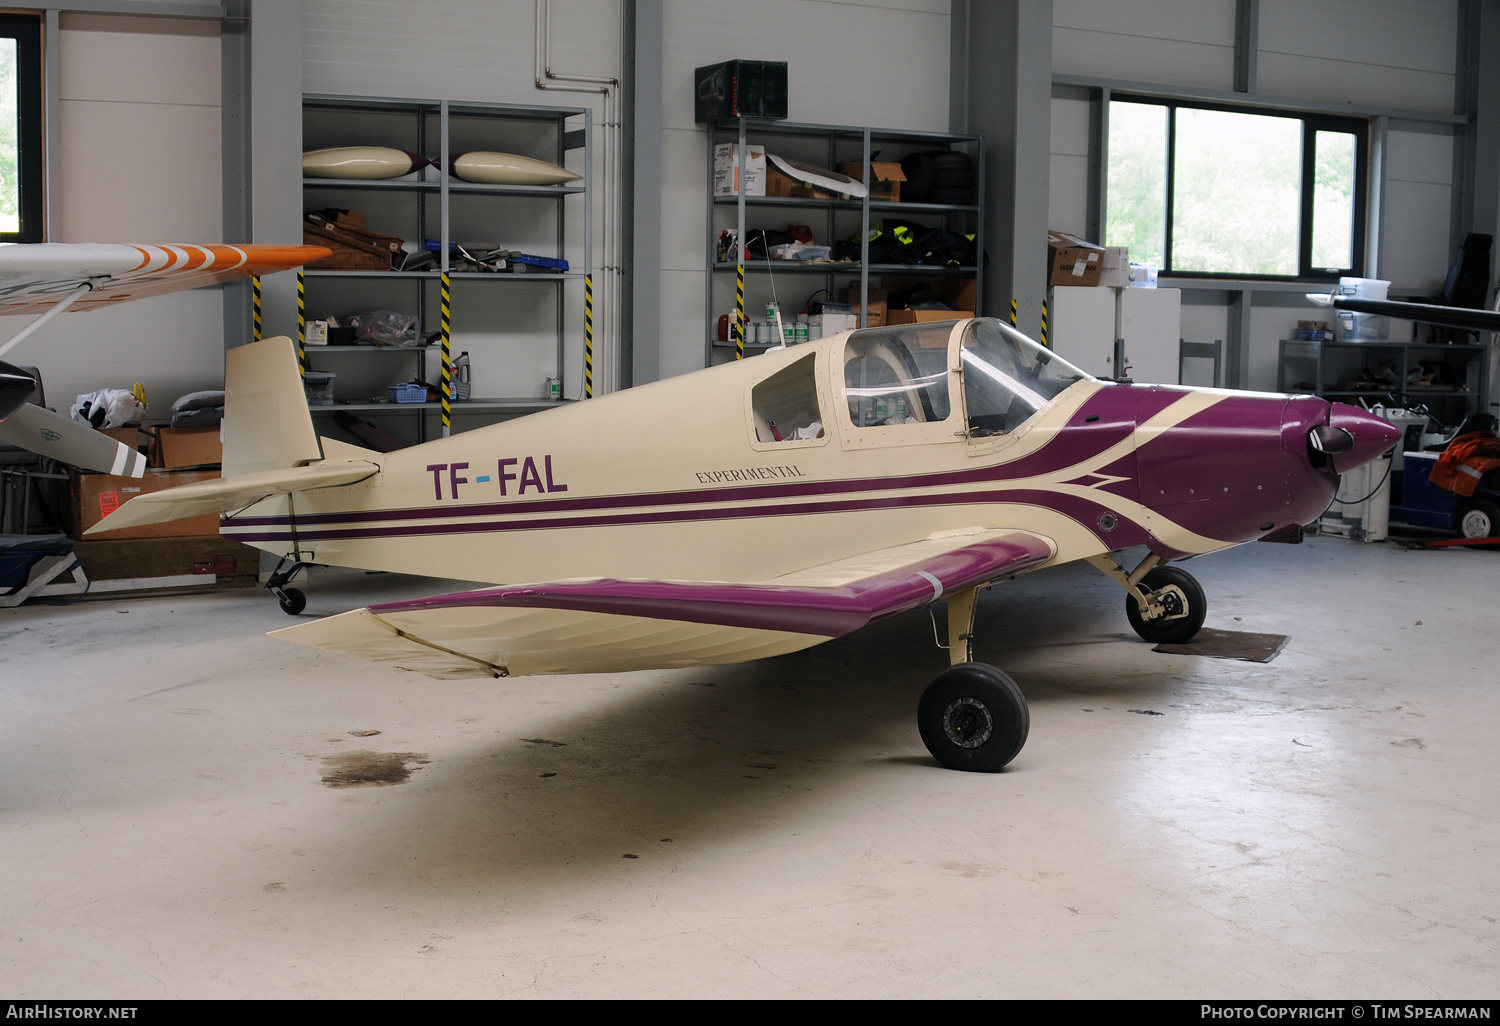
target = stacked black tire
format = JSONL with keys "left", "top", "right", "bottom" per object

{"left": 900, "top": 150, "right": 975, "bottom": 206}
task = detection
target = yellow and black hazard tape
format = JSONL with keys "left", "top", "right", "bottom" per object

{"left": 440, "top": 271, "right": 452, "bottom": 432}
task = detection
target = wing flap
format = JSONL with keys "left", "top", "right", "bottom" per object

{"left": 270, "top": 529, "right": 1055, "bottom": 678}
{"left": 83, "top": 459, "right": 379, "bottom": 535}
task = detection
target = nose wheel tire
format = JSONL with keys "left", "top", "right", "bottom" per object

{"left": 1456, "top": 498, "right": 1500, "bottom": 539}
{"left": 917, "top": 663, "right": 1029, "bottom": 772}
{"left": 1125, "top": 566, "right": 1206, "bottom": 644}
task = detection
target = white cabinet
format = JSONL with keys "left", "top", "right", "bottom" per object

{"left": 1049, "top": 286, "right": 1182, "bottom": 384}
{"left": 1048, "top": 286, "right": 1114, "bottom": 378}
{"left": 1118, "top": 288, "right": 1181, "bottom": 385}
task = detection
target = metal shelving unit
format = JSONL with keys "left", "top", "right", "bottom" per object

{"left": 705, "top": 119, "right": 983, "bottom": 364}
{"left": 1278, "top": 338, "right": 1489, "bottom": 423}
{"left": 302, "top": 94, "right": 591, "bottom": 440}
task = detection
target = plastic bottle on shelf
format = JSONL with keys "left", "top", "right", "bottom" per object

{"left": 453, "top": 351, "right": 471, "bottom": 401}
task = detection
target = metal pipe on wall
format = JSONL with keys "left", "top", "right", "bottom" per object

{"left": 535, "top": 0, "right": 620, "bottom": 396}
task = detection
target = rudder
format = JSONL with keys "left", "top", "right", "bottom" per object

{"left": 223, "top": 336, "right": 322, "bottom": 477}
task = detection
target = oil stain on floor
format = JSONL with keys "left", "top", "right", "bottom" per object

{"left": 320, "top": 749, "right": 430, "bottom": 788}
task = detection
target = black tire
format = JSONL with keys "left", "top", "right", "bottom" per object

{"left": 926, "top": 150, "right": 972, "bottom": 170}
{"left": 923, "top": 185, "right": 975, "bottom": 206}
{"left": 1456, "top": 497, "right": 1500, "bottom": 539}
{"left": 277, "top": 587, "right": 307, "bottom": 615}
{"left": 1125, "top": 566, "right": 1206, "bottom": 644}
{"left": 932, "top": 166, "right": 974, "bottom": 189}
{"left": 917, "top": 663, "right": 1029, "bottom": 772}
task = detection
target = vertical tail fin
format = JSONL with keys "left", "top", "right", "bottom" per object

{"left": 223, "top": 336, "right": 322, "bottom": 477}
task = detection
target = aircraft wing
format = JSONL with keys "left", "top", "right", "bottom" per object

{"left": 0, "top": 243, "right": 331, "bottom": 314}
{"left": 270, "top": 529, "right": 1057, "bottom": 679}
{"left": 1307, "top": 293, "right": 1500, "bottom": 333}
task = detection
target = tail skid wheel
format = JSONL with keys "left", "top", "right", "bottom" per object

{"left": 276, "top": 587, "right": 306, "bottom": 616}
{"left": 918, "top": 663, "right": 1029, "bottom": 772}
{"left": 1126, "top": 566, "right": 1206, "bottom": 644}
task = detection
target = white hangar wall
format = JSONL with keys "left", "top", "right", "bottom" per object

{"left": 0, "top": 12, "right": 227, "bottom": 421}
{"left": 1048, "top": 0, "right": 1463, "bottom": 392}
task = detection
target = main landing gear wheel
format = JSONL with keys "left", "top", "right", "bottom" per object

{"left": 277, "top": 587, "right": 307, "bottom": 615}
{"left": 1125, "top": 566, "right": 1206, "bottom": 644}
{"left": 918, "top": 663, "right": 1029, "bottom": 772}
{"left": 1456, "top": 497, "right": 1500, "bottom": 539}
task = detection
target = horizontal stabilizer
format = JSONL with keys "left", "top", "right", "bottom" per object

{"left": 0, "top": 402, "right": 147, "bottom": 476}
{"left": 84, "top": 459, "right": 379, "bottom": 535}
{"left": 271, "top": 529, "right": 1055, "bottom": 678}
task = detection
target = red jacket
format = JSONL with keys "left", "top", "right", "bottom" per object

{"left": 1431, "top": 431, "right": 1500, "bottom": 497}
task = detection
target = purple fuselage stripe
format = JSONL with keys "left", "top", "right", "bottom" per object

{"left": 219, "top": 485, "right": 1152, "bottom": 544}
{"left": 367, "top": 535, "right": 1055, "bottom": 637}
{"left": 224, "top": 386, "right": 1152, "bottom": 529}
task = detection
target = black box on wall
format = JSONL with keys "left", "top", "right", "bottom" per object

{"left": 694, "top": 60, "right": 788, "bottom": 123}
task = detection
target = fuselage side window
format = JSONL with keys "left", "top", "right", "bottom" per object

{"left": 843, "top": 326, "right": 952, "bottom": 428}
{"left": 751, "top": 352, "right": 824, "bottom": 443}
{"left": 961, "top": 319, "right": 1093, "bottom": 436}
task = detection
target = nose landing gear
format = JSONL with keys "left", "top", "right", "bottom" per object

{"left": 1088, "top": 553, "right": 1207, "bottom": 644}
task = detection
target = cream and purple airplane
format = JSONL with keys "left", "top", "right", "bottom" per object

{"left": 1, "top": 244, "right": 1401, "bottom": 773}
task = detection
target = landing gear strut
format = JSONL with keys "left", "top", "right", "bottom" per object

{"left": 1088, "top": 553, "right": 1207, "bottom": 644}
{"left": 266, "top": 556, "right": 310, "bottom": 615}
{"left": 917, "top": 586, "right": 1030, "bottom": 772}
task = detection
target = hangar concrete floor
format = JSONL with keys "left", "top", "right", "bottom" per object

{"left": 2, "top": 535, "right": 1495, "bottom": 999}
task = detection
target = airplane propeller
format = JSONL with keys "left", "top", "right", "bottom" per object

{"left": 0, "top": 381, "right": 147, "bottom": 476}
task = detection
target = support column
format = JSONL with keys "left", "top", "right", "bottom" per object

{"left": 951, "top": 0, "right": 1052, "bottom": 335}
{"left": 221, "top": 0, "right": 251, "bottom": 350}
{"left": 245, "top": 0, "right": 303, "bottom": 344}
{"left": 622, "top": 0, "right": 662, "bottom": 387}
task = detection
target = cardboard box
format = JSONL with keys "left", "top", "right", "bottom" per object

{"left": 815, "top": 311, "right": 859, "bottom": 335}
{"left": 145, "top": 425, "right": 222, "bottom": 469}
{"left": 68, "top": 468, "right": 222, "bottom": 540}
{"left": 713, "top": 143, "right": 766, "bottom": 197}
{"left": 766, "top": 166, "right": 798, "bottom": 198}
{"left": 886, "top": 309, "right": 973, "bottom": 325}
{"left": 838, "top": 161, "right": 906, "bottom": 202}
{"left": 1098, "top": 246, "right": 1130, "bottom": 287}
{"left": 842, "top": 287, "right": 888, "bottom": 327}
{"left": 1047, "top": 230, "right": 1105, "bottom": 287}
{"left": 881, "top": 277, "right": 978, "bottom": 320}
{"left": 98, "top": 427, "right": 142, "bottom": 450}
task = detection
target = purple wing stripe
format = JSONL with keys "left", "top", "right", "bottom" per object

{"left": 367, "top": 534, "right": 1054, "bottom": 638}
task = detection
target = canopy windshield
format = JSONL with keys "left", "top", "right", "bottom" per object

{"left": 960, "top": 319, "right": 1093, "bottom": 436}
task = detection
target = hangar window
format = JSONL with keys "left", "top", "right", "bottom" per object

{"left": 0, "top": 13, "right": 42, "bottom": 242}
{"left": 751, "top": 352, "right": 824, "bottom": 444}
{"left": 1106, "top": 98, "right": 1366, "bottom": 281}
{"left": 842, "top": 324, "right": 952, "bottom": 428}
